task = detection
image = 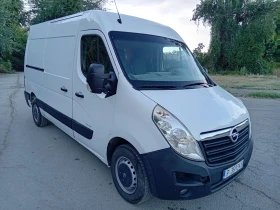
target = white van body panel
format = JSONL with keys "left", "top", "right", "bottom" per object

{"left": 111, "top": 76, "right": 170, "bottom": 154}
{"left": 47, "top": 13, "right": 83, "bottom": 37}
{"left": 28, "top": 23, "right": 48, "bottom": 39}
{"left": 43, "top": 36, "right": 75, "bottom": 97}
{"left": 141, "top": 86, "right": 249, "bottom": 141}
{"left": 79, "top": 11, "right": 183, "bottom": 41}
{"left": 42, "top": 110, "right": 74, "bottom": 139}
{"left": 24, "top": 39, "right": 46, "bottom": 87}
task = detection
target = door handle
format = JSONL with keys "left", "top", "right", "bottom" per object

{"left": 75, "top": 92, "right": 84, "bottom": 98}
{"left": 61, "top": 86, "right": 68, "bottom": 92}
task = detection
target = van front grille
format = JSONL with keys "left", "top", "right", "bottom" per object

{"left": 200, "top": 125, "right": 250, "bottom": 166}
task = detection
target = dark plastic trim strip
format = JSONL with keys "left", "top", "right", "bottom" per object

{"left": 26, "top": 65, "right": 44, "bottom": 72}
{"left": 72, "top": 120, "right": 93, "bottom": 140}
{"left": 35, "top": 98, "right": 93, "bottom": 139}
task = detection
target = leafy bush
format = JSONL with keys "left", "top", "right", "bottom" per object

{"left": 10, "top": 26, "right": 28, "bottom": 71}
{"left": 240, "top": 67, "right": 248, "bottom": 75}
{"left": 0, "top": 60, "right": 14, "bottom": 73}
{"left": 0, "top": 0, "right": 27, "bottom": 72}
{"left": 210, "top": 70, "right": 243, "bottom": 76}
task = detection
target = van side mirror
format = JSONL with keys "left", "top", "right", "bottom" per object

{"left": 86, "top": 63, "right": 117, "bottom": 96}
{"left": 87, "top": 64, "right": 109, "bottom": 94}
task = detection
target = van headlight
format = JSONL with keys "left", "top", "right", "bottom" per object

{"left": 153, "top": 105, "right": 204, "bottom": 161}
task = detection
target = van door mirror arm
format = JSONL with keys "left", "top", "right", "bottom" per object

{"left": 105, "top": 71, "right": 118, "bottom": 98}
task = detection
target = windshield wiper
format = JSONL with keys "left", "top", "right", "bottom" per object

{"left": 183, "top": 82, "right": 212, "bottom": 88}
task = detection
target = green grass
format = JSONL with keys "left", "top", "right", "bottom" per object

{"left": 247, "top": 92, "right": 280, "bottom": 99}
{"left": 210, "top": 75, "right": 280, "bottom": 90}
{"left": 274, "top": 68, "right": 280, "bottom": 77}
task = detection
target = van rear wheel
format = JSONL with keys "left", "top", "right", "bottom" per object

{"left": 111, "top": 144, "right": 151, "bottom": 204}
{"left": 32, "top": 102, "right": 48, "bottom": 127}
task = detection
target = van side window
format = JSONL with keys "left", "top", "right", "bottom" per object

{"left": 81, "top": 35, "right": 111, "bottom": 77}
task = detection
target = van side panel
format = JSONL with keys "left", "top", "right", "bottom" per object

{"left": 24, "top": 38, "right": 47, "bottom": 100}
{"left": 42, "top": 36, "right": 75, "bottom": 136}
{"left": 24, "top": 22, "right": 49, "bottom": 95}
{"left": 48, "top": 15, "right": 82, "bottom": 38}
{"left": 43, "top": 36, "right": 75, "bottom": 100}
{"left": 39, "top": 17, "right": 81, "bottom": 137}
{"left": 28, "top": 23, "right": 49, "bottom": 40}
{"left": 25, "top": 39, "right": 46, "bottom": 84}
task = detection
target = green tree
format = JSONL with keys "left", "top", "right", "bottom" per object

{"left": 192, "top": 0, "right": 280, "bottom": 74}
{"left": 11, "top": 26, "right": 28, "bottom": 71}
{"left": 0, "top": 0, "right": 13, "bottom": 60}
{"left": 0, "top": 0, "right": 27, "bottom": 73}
{"left": 193, "top": 43, "right": 209, "bottom": 67}
{"left": 30, "top": 0, "right": 106, "bottom": 24}
{"left": 273, "top": 12, "right": 280, "bottom": 63}
{"left": 9, "top": 0, "right": 28, "bottom": 71}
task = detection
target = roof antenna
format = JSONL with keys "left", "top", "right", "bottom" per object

{"left": 113, "top": 0, "right": 122, "bottom": 24}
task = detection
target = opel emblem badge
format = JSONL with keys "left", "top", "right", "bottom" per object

{"left": 230, "top": 128, "right": 239, "bottom": 143}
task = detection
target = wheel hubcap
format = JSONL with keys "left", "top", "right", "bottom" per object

{"left": 115, "top": 156, "right": 137, "bottom": 194}
{"left": 33, "top": 104, "right": 40, "bottom": 123}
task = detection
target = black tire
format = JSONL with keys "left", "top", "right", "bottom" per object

{"left": 111, "top": 144, "right": 151, "bottom": 204}
{"left": 32, "top": 102, "right": 48, "bottom": 127}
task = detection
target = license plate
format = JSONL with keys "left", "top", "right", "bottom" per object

{"left": 223, "top": 160, "right": 244, "bottom": 179}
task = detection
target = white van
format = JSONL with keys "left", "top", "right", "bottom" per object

{"left": 24, "top": 10, "right": 253, "bottom": 204}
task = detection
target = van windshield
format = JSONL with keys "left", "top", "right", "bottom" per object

{"left": 109, "top": 31, "right": 214, "bottom": 89}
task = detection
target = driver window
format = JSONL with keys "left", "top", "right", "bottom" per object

{"left": 81, "top": 35, "right": 112, "bottom": 77}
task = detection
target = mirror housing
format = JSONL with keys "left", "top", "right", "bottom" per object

{"left": 87, "top": 64, "right": 109, "bottom": 94}
{"left": 86, "top": 63, "right": 117, "bottom": 96}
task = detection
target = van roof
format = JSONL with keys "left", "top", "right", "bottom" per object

{"left": 29, "top": 10, "right": 184, "bottom": 42}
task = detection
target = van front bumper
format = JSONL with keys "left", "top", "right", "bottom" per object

{"left": 142, "top": 138, "right": 253, "bottom": 200}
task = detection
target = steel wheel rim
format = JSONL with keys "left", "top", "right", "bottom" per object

{"left": 33, "top": 104, "right": 40, "bottom": 123}
{"left": 115, "top": 156, "right": 137, "bottom": 194}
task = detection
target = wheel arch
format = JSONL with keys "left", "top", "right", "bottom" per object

{"left": 30, "top": 92, "right": 36, "bottom": 103}
{"left": 107, "top": 137, "right": 139, "bottom": 166}
{"left": 107, "top": 137, "right": 157, "bottom": 202}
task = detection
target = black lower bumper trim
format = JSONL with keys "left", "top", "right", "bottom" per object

{"left": 142, "top": 138, "right": 253, "bottom": 200}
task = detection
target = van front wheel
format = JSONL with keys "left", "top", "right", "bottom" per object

{"left": 111, "top": 144, "right": 151, "bottom": 204}
{"left": 32, "top": 103, "right": 48, "bottom": 127}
